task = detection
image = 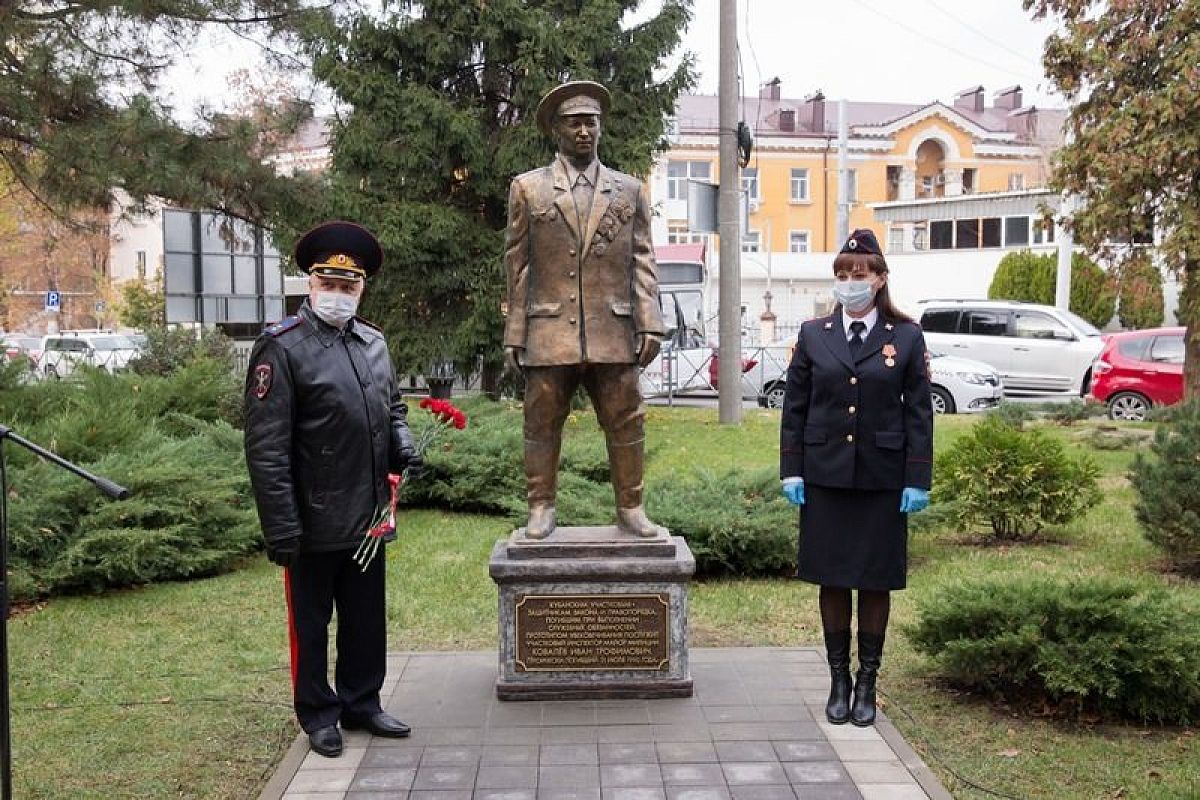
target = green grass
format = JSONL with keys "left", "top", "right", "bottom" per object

{"left": 9, "top": 408, "right": 1199, "bottom": 798}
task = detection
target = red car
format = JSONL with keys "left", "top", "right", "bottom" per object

{"left": 1088, "top": 327, "right": 1185, "bottom": 420}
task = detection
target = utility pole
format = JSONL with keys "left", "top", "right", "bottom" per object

{"left": 835, "top": 98, "right": 850, "bottom": 245}
{"left": 717, "top": 0, "right": 741, "bottom": 424}
{"left": 1055, "top": 197, "right": 1073, "bottom": 309}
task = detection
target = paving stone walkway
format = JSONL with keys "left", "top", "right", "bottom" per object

{"left": 259, "top": 648, "right": 951, "bottom": 800}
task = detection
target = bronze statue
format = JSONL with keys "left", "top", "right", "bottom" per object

{"left": 503, "top": 80, "right": 666, "bottom": 540}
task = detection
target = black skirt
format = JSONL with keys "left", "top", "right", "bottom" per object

{"left": 796, "top": 485, "right": 908, "bottom": 590}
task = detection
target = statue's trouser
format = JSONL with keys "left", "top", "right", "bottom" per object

{"left": 524, "top": 364, "right": 659, "bottom": 536}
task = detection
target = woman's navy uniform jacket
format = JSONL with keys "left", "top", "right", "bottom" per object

{"left": 779, "top": 309, "right": 933, "bottom": 491}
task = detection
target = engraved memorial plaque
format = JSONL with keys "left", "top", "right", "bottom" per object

{"left": 514, "top": 593, "right": 670, "bottom": 671}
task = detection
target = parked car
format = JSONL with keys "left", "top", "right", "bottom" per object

{"left": 39, "top": 332, "right": 140, "bottom": 379}
{"left": 1087, "top": 326, "right": 1185, "bottom": 421}
{"left": 927, "top": 352, "right": 1004, "bottom": 414}
{"left": 916, "top": 299, "right": 1105, "bottom": 395}
{"left": 2, "top": 335, "right": 42, "bottom": 368}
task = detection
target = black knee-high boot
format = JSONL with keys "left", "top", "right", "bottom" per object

{"left": 823, "top": 629, "right": 853, "bottom": 724}
{"left": 851, "top": 631, "right": 885, "bottom": 727}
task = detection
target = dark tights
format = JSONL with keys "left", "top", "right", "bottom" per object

{"left": 819, "top": 586, "right": 890, "bottom": 635}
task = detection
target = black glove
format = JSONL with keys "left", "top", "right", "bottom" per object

{"left": 266, "top": 536, "right": 300, "bottom": 568}
{"left": 400, "top": 448, "right": 425, "bottom": 481}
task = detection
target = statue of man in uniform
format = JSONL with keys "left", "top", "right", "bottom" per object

{"left": 503, "top": 80, "right": 667, "bottom": 540}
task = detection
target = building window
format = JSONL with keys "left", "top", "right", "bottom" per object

{"left": 956, "top": 218, "right": 980, "bottom": 249}
{"left": 962, "top": 168, "right": 977, "bottom": 194}
{"left": 667, "top": 222, "right": 707, "bottom": 245}
{"left": 886, "top": 165, "right": 902, "bottom": 201}
{"left": 1004, "top": 216, "right": 1029, "bottom": 247}
{"left": 888, "top": 226, "right": 905, "bottom": 253}
{"left": 982, "top": 217, "right": 1002, "bottom": 248}
{"left": 1008, "top": 173, "right": 1026, "bottom": 191}
{"left": 788, "top": 231, "right": 810, "bottom": 253}
{"left": 742, "top": 230, "right": 761, "bottom": 253}
{"left": 667, "top": 160, "right": 711, "bottom": 200}
{"left": 790, "top": 168, "right": 810, "bottom": 202}
{"left": 741, "top": 167, "right": 759, "bottom": 202}
{"left": 930, "top": 220, "right": 953, "bottom": 250}
{"left": 1033, "top": 218, "right": 1055, "bottom": 244}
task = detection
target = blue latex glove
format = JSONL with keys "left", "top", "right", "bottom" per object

{"left": 900, "top": 487, "right": 930, "bottom": 514}
{"left": 782, "top": 480, "right": 805, "bottom": 506}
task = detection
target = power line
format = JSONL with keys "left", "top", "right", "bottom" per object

{"left": 921, "top": 0, "right": 1042, "bottom": 67}
{"left": 844, "top": 0, "right": 1045, "bottom": 87}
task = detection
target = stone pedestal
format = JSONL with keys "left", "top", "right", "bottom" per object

{"left": 489, "top": 526, "right": 695, "bottom": 700}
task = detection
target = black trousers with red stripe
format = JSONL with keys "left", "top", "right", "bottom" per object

{"left": 284, "top": 547, "right": 387, "bottom": 733}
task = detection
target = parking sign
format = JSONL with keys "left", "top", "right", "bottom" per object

{"left": 45, "top": 291, "right": 61, "bottom": 311}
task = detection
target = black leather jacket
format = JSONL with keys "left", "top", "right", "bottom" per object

{"left": 243, "top": 303, "right": 416, "bottom": 552}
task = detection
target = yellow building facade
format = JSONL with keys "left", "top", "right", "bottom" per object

{"left": 650, "top": 85, "right": 1063, "bottom": 254}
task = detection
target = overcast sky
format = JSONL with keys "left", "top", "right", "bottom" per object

{"left": 163, "top": 0, "right": 1065, "bottom": 119}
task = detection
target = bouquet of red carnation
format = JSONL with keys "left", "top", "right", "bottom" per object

{"left": 352, "top": 398, "right": 468, "bottom": 570}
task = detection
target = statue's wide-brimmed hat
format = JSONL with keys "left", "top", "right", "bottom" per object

{"left": 293, "top": 220, "right": 384, "bottom": 280}
{"left": 536, "top": 81, "right": 612, "bottom": 137}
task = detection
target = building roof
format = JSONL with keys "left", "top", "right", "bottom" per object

{"left": 674, "top": 90, "right": 1065, "bottom": 147}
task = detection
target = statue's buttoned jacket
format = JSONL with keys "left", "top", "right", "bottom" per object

{"left": 503, "top": 159, "right": 665, "bottom": 366}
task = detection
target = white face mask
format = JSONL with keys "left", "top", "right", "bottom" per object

{"left": 312, "top": 290, "right": 359, "bottom": 327}
{"left": 832, "top": 279, "right": 877, "bottom": 314}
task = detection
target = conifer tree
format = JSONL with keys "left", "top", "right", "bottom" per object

{"left": 279, "top": 0, "right": 695, "bottom": 388}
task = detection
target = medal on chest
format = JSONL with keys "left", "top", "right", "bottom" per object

{"left": 882, "top": 343, "right": 897, "bottom": 368}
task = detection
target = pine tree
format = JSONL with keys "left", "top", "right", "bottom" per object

{"left": 276, "top": 0, "right": 695, "bottom": 388}
{"left": 0, "top": 1, "right": 316, "bottom": 221}
{"left": 1130, "top": 400, "right": 1200, "bottom": 575}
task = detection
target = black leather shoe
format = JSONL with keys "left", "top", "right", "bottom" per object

{"left": 342, "top": 711, "right": 411, "bottom": 738}
{"left": 308, "top": 725, "right": 343, "bottom": 757}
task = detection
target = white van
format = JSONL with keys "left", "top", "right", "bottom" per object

{"left": 916, "top": 299, "right": 1104, "bottom": 395}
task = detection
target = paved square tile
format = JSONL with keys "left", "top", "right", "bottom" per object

{"left": 300, "top": 747, "right": 368, "bottom": 771}
{"left": 476, "top": 765, "right": 539, "bottom": 789}
{"left": 655, "top": 742, "right": 719, "bottom": 764}
{"left": 829, "top": 740, "right": 899, "bottom": 762}
{"left": 350, "top": 768, "right": 418, "bottom": 792}
{"left": 540, "top": 765, "right": 602, "bottom": 789}
{"left": 361, "top": 747, "right": 423, "bottom": 768}
{"left": 721, "top": 763, "right": 788, "bottom": 786}
{"left": 287, "top": 770, "right": 356, "bottom": 793}
{"left": 843, "top": 761, "right": 915, "bottom": 785}
{"left": 714, "top": 741, "right": 777, "bottom": 762}
{"left": 541, "top": 744, "right": 600, "bottom": 765}
{"left": 601, "top": 764, "right": 663, "bottom": 788}
{"left": 772, "top": 742, "right": 837, "bottom": 762}
{"left": 791, "top": 785, "right": 862, "bottom": 799}
{"left": 782, "top": 761, "right": 848, "bottom": 784}
{"left": 857, "top": 786, "right": 927, "bottom": 800}
{"left": 482, "top": 745, "right": 540, "bottom": 766}
{"left": 601, "top": 789, "right": 667, "bottom": 800}
{"left": 665, "top": 788, "right": 731, "bottom": 800}
{"left": 475, "top": 791, "right": 537, "bottom": 800}
{"left": 601, "top": 743, "right": 651, "bottom": 763}
{"left": 537, "top": 789, "right": 602, "bottom": 800}
{"left": 726, "top": 786, "right": 796, "bottom": 800}
{"left": 414, "top": 765, "right": 479, "bottom": 790}
{"left": 660, "top": 763, "right": 726, "bottom": 786}
{"left": 409, "top": 791, "right": 473, "bottom": 800}
{"left": 702, "top": 707, "right": 762, "bottom": 723}
{"left": 423, "top": 746, "right": 483, "bottom": 765}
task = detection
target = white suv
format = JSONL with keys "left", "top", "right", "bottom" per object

{"left": 916, "top": 300, "right": 1104, "bottom": 395}
{"left": 39, "top": 332, "right": 140, "bottom": 379}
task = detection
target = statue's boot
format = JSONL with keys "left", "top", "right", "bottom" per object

{"left": 609, "top": 437, "right": 667, "bottom": 538}
{"left": 524, "top": 439, "right": 560, "bottom": 540}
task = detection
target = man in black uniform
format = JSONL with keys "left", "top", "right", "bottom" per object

{"left": 244, "top": 220, "right": 422, "bottom": 757}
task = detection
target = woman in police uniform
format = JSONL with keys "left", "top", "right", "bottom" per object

{"left": 779, "top": 229, "right": 933, "bottom": 727}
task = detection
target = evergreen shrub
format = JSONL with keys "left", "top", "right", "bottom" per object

{"left": 936, "top": 415, "right": 1100, "bottom": 540}
{"left": 128, "top": 326, "right": 235, "bottom": 376}
{"left": 990, "top": 401, "right": 1033, "bottom": 429}
{"left": 1129, "top": 400, "right": 1200, "bottom": 575}
{"left": 987, "top": 249, "right": 1117, "bottom": 328}
{"left": 907, "top": 576, "right": 1200, "bottom": 724}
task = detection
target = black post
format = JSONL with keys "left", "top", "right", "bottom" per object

{"left": 0, "top": 425, "right": 129, "bottom": 799}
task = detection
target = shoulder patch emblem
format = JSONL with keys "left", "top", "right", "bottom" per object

{"left": 265, "top": 316, "right": 302, "bottom": 337}
{"left": 253, "top": 364, "right": 273, "bottom": 400}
